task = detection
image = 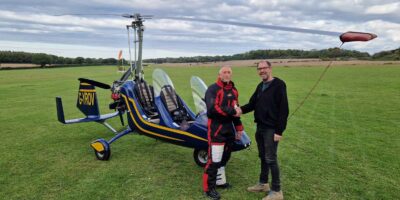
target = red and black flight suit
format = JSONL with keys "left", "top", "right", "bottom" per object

{"left": 202, "top": 78, "right": 243, "bottom": 192}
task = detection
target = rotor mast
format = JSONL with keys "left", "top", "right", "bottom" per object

{"left": 123, "top": 13, "right": 151, "bottom": 80}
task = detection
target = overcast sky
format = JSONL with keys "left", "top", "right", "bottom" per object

{"left": 0, "top": 0, "right": 399, "bottom": 59}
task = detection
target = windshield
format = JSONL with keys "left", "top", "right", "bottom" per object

{"left": 190, "top": 76, "right": 207, "bottom": 114}
{"left": 152, "top": 68, "right": 175, "bottom": 97}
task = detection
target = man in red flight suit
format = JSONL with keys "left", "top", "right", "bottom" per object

{"left": 203, "top": 66, "right": 244, "bottom": 200}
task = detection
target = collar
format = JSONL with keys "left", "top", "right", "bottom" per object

{"left": 216, "top": 77, "right": 234, "bottom": 90}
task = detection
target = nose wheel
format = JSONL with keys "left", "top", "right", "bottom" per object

{"left": 91, "top": 139, "right": 111, "bottom": 160}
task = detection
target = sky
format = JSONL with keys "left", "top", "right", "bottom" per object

{"left": 0, "top": 0, "right": 399, "bottom": 59}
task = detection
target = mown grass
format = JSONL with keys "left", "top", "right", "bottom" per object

{"left": 0, "top": 64, "right": 399, "bottom": 199}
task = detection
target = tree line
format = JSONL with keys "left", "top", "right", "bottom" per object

{"left": 0, "top": 51, "right": 126, "bottom": 67}
{"left": 1, "top": 47, "right": 398, "bottom": 67}
{"left": 371, "top": 48, "right": 400, "bottom": 60}
{"left": 144, "top": 48, "right": 399, "bottom": 63}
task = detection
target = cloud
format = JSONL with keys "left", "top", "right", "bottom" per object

{"left": 0, "top": 0, "right": 398, "bottom": 59}
{"left": 366, "top": 2, "right": 400, "bottom": 14}
{"left": 89, "top": 0, "right": 208, "bottom": 11}
{"left": 0, "top": 40, "right": 213, "bottom": 58}
{"left": 0, "top": 10, "right": 127, "bottom": 28}
{"left": 0, "top": 27, "right": 50, "bottom": 34}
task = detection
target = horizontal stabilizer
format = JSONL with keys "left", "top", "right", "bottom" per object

{"left": 78, "top": 78, "right": 111, "bottom": 89}
{"left": 56, "top": 96, "right": 119, "bottom": 124}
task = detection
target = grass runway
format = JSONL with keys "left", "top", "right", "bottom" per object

{"left": 0, "top": 64, "right": 399, "bottom": 199}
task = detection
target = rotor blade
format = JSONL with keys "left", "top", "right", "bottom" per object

{"left": 50, "top": 13, "right": 377, "bottom": 42}
{"left": 122, "top": 13, "right": 153, "bottom": 19}
{"left": 53, "top": 13, "right": 123, "bottom": 17}
{"left": 154, "top": 16, "right": 342, "bottom": 37}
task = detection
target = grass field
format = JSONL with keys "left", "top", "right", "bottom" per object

{"left": 0, "top": 64, "right": 399, "bottom": 199}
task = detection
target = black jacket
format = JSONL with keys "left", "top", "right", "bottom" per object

{"left": 205, "top": 79, "right": 243, "bottom": 131}
{"left": 241, "top": 77, "right": 289, "bottom": 135}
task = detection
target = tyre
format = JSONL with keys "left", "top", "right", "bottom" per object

{"left": 91, "top": 139, "right": 111, "bottom": 161}
{"left": 193, "top": 149, "right": 208, "bottom": 167}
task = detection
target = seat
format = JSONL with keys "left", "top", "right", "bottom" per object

{"left": 160, "top": 85, "right": 192, "bottom": 124}
{"left": 134, "top": 80, "right": 158, "bottom": 119}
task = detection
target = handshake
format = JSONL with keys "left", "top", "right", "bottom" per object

{"left": 234, "top": 106, "right": 242, "bottom": 117}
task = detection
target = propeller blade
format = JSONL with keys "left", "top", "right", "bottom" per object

{"left": 78, "top": 78, "right": 111, "bottom": 89}
{"left": 119, "top": 110, "right": 125, "bottom": 126}
{"left": 119, "top": 67, "right": 134, "bottom": 82}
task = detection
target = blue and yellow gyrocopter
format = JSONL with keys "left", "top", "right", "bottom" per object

{"left": 57, "top": 68, "right": 250, "bottom": 167}
{"left": 55, "top": 13, "right": 376, "bottom": 166}
{"left": 55, "top": 14, "right": 253, "bottom": 167}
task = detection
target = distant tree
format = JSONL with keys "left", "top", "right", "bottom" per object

{"left": 32, "top": 53, "right": 52, "bottom": 67}
{"left": 74, "top": 57, "right": 85, "bottom": 65}
{"left": 54, "top": 56, "right": 65, "bottom": 64}
{"left": 102, "top": 58, "right": 117, "bottom": 65}
{"left": 97, "top": 58, "right": 103, "bottom": 65}
{"left": 64, "top": 57, "right": 74, "bottom": 64}
{"left": 372, "top": 48, "right": 400, "bottom": 60}
{"left": 84, "top": 58, "right": 94, "bottom": 65}
{"left": 143, "top": 48, "right": 373, "bottom": 63}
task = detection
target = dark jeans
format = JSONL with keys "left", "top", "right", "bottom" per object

{"left": 255, "top": 126, "right": 281, "bottom": 191}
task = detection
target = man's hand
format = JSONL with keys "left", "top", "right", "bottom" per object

{"left": 274, "top": 134, "right": 282, "bottom": 142}
{"left": 234, "top": 107, "right": 242, "bottom": 117}
{"left": 236, "top": 130, "right": 243, "bottom": 140}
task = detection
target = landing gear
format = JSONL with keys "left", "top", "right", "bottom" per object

{"left": 91, "top": 139, "right": 111, "bottom": 161}
{"left": 193, "top": 149, "right": 208, "bottom": 167}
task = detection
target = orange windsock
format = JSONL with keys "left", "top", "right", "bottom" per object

{"left": 340, "top": 31, "right": 377, "bottom": 43}
{"left": 117, "top": 50, "right": 123, "bottom": 60}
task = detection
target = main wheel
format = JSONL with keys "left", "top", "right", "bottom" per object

{"left": 91, "top": 139, "right": 111, "bottom": 161}
{"left": 193, "top": 149, "right": 208, "bottom": 167}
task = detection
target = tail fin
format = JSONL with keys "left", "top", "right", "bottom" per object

{"left": 56, "top": 97, "right": 66, "bottom": 123}
{"left": 77, "top": 80, "right": 100, "bottom": 117}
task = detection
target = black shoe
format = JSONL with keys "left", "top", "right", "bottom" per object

{"left": 217, "top": 183, "right": 232, "bottom": 189}
{"left": 205, "top": 188, "right": 220, "bottom": 200}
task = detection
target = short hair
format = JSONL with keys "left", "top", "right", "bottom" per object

{"left": 219, "top": 65, "right": 232, "bottom": 74}
{"left": 257, "top": 60, "right": 271, "bottom": 67}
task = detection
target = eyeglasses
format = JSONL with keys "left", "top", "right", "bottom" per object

{"left": 257, "top": 66, "right": 271, "bottom": 71}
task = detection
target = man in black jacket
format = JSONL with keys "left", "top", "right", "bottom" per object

{"left": 239, "top": 60, "right": 288, "bottom": 200}
{"left": 203, "top": 66, "right": 244, "bottom": 200}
